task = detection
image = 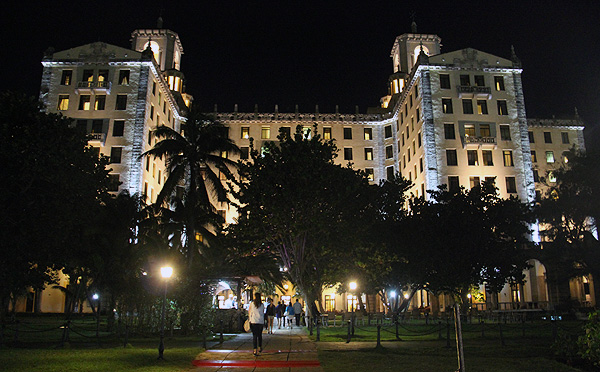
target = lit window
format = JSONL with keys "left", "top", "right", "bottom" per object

{"left": 261, "top": 127, "right": 270, "bottom": 139}
{"left": 494, "top": 76, "right": 505, "bottom": 91}
{"left": 442, "top": 99, "right": 453, "bottom": 114}
{"left": 241, "top": 127, "right": 250, "bottom": 139}
{"left": 365, "top": 148, "right": 373, "bottom": 161}
{"left": 57, "top": 95, "right": 69, "bottom": 110}
{"left": 365, "top": 168, "right": 374, "bottom": 182}
{"left": 464, "top": 124, "right": 476, "bottom": 137}
{"left": 79, "top": 95, "right": 91, "bottom": 110}
{"left": 531, "top": 151, "right": 537, "bottom": 163}
{"left": 324, "top": 127, "right": 332, "bottom": 140}
{"left": 303, "top": 126, "right": 311, "bottom": 139}
{"left": 503, "top": 150, "right": 514, "bottom": 166}
{"left": 95, "top": 95, "right": 106, "bottom": 110}
{"left": 546, "top": 151, "right": 555, "bottom": 163}
{"left": 82, "top": 69, "right": 94, "bottom": 82}
{"left": 477, "top": 100, "right": 488, "bottom": 115}
{"left": 60, "top": 70, "right": 72, "bottom": 85}
{"left": 497, "top": 100, "right": 508, "bottom": 115}
{"left": 548, "top": 172, "right": 557, "bottom": 183}
{"left": 116, "top": 70, "right": 130, "bottom": 85}
{"left": 221, "top": 150, "right": 228, "bottom": 159}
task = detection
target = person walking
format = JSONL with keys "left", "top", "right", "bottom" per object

{"left": 265, "top": 298, "right": 276, "bottom": 334}
{"left": 286, "top": 302, "right": 295, "bottom": 329}
{"left": 275, "top": 301, "right": 283, "bottom": 329}
{"left": 293, "top": 299, "right": 303, "bottom": 327}
{"left": 248, "top": 292, "right": 265, "bottom": 356}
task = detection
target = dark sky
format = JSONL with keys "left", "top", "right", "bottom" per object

{"left": 3, "top": 1, "right": 599, "bottom": 136}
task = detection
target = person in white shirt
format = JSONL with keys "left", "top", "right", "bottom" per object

{"left": 248, "top": 292, "right": 265, "bottom": 356}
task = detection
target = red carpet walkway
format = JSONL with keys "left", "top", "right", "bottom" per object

{"left": 191, "top": 326, "right": 323, "bottom": 371}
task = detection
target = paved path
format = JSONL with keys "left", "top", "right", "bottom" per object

{"left": 191, "top": 326, "right": 323, "bottom": 371}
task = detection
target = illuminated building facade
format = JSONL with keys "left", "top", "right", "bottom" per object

{"left": 26, "top": 24, "right": 588, "bottom": 313}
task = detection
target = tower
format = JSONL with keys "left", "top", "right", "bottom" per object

{"left": 131, "top": 27, "right": 183, "bottom": 72}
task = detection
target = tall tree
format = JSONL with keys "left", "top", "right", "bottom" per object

{"left": 143, "top": 108, "right": 239, "bottom": 263}
{"left": 537, "top": 148, "right": 600, "bottom": 308}
{"left": 230, "top": 126, "right": 375, "bottom": 315}
{"left": 0, "top": 92, "right": 111, "bottom": 318}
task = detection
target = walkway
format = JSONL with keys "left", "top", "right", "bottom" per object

{"left": 191, "top": 325, "right": 323, "bottom": 371}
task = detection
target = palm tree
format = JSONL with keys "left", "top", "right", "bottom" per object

{"left": 143, "top": 108, "right": 239, "bottom": 263}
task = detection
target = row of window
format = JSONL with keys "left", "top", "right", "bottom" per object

{"left": 57, "top": 94, "right": 127, "bottom": 111}
{"left": 443, "top": 123, "right": 511, "bottom": 141}
{"left": 531, "top": 150, "right": 565, "bottom": 164}
{"left": 439, "top": 74, "right": 505, "bottom": 91}
{"left": 447, "top": 175, "right": 517, "bottom": 194}
{"left": 442, "top": 98, "right": 508, "bottom": 115}
{"left": 445, "top": 149, "right": 514, "bottom": 167}
{"left": 239, "top": 126, "right": 375, "bottom": 141}
{"left": 528, "top": 130, "right": 570, "bottom": 144}
{"left": 60, "top": 69, "right": 130, "bottom": 86}
{"left": 76, "top": 119, "right": 125, "bottom": 137}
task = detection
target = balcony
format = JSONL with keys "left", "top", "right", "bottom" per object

{"left": 88, "top": 132, "right": 107, "bottom": 144}
{"left": 457, "top": 85, "right": 492, "bottom": 99}
{"left": 76, "top": 81, "right": 112, "bottom": 93}
{"left": 462, "top": 135, "right": 497, "bottom": 149}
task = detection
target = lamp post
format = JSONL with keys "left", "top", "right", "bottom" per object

{"left": 349, "top": 281, "right": 357, "bottom": 335}
{"left": 158, "top": 266, "right": 173, "bottom": 360}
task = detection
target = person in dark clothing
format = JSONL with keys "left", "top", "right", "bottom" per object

{"left": 265, "top": 298, "right": 276, "bottom": 334}
{"left": 275, "top": 301, "right": 284, "bottom": 329}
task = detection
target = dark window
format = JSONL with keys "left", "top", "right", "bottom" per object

{"left": 110, "top": 147, "right": 122, "bottom": 164}
{"left": 462, "top": 99, "right": 474, "bottom": 114}
{"left": 113, "top": 120, "right": 125, "bottom": 137}
{"left": 364, "top": 128, "right": 373, "bottom": 140}
{"left": 280, "top": 126, "right": 291, "bottom": 138}
{"left": 386, "top": 166, "right": 394, "bottom": 181}
{"left": 528, "top": 131, "right": 535, "bottom": 143}
{"left": 533, "top": 169, "right": 539, "bottom": 182}
{"left": 444, "top": 123, "right": 455, "bottom": 139}
{"left": 497, "top": 100, "right": 508, "bottom": 115}
{"left": 448, "top": 176, "right": 460, "bottom": 193}
{"left": 150, "top": 105, "right": 154, "bottom": 120}
{"left": 92, "top": 119, "right": 103, "bottom": 133}
{"left": 115, "top": 95, "right": 127, "bottom": 110}
{"left": 344, "top": 148, "right": 353, "bottom": 160}
{"left": 467, "top": 150, "right": 478, "bottom": 166}
{"left": 506, "top": 177, "right": 517, "bottom": 193}
{"left": 240, "top": 147, "right": 249, "bottom": 160}
{"left": 474, "top": 75, "right": 485, "bottom": 87}
{"left": 460, "top": 75, "right": 470, "bottom": 86}
{"left": 440, "top": 74, "right": 451, "bottom": 89}
{"left": 500, "top": 125, "right": 511, "bottom": 141}
{"left": 410, "top": 94, "right": 413, "bottom": 108}
{"left": 442, "top": 98, "right": 453, "bottom": 114}
{"left": 82, "top": 69, "right": 94, "bottom": 82}
{"left": 94, "top": 95, "right": 106, "bottom": 110}
{"left": 152, "top": 81, "right": 156, "bottom": 95}
{"left": 485, "top": 177, "right": 496, "bottom": 186}
{"left": 416, "top": 108, "right": 420, "bottom": 122}
{"left": 384, "top": 125, "right": 392, "bottom": 138}
{"left": 544, "top": 131, "right": 552, "bottom": 143}
{"left": 108, "top": 174, "right": 120, "bottom": 192}
{"left": 90, "top": 146, "right": 100, "bottom": 158}
{"left": 419, "top": 157, "right": 423, "bottom": 172}
{"left": 343, "top": 127, "right": 352, "bottom": 140}
{"left": 76, "top": 119, "right": 87, "bottom": 132}
{"left": 477, "top": 100, "right": 488, "bottom": 115}
{"left": 118, "top": 70, "right": 130, "bottom": 85}
{"left": 494, "top": 76, "right": 505, "bottom": 91}
{"left": 385, "top": 145, "right": 393, "bottom": 159}
{"left": 415, "top": 85, "right": 419, "bottom": 97}
{"left": 480, "top": 124, "right": 491, "bottom": 137}
{"left": 446, "top": 149, "right": 458, "bottom": 166}
{"left": 482, "top": 150, "right": 494, "bottom": 166}
{"left": 561, "top": 132, "right": 570, "bottom": 144}
{"left": 418, "top": 132, "right": 422, "bottom": 147}
{"left": 60, "top": 70, "right": 72, "bottom": 85}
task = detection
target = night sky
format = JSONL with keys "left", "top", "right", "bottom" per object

{"left": 3, "top": 1, "right": 599, "bottom": 141}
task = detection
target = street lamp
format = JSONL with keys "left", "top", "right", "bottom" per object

{"left": 349, "top": 281, "right": 357, "bottom": 336}
{"left": 158, "top": 266, "right": 173, "bottom": 360}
